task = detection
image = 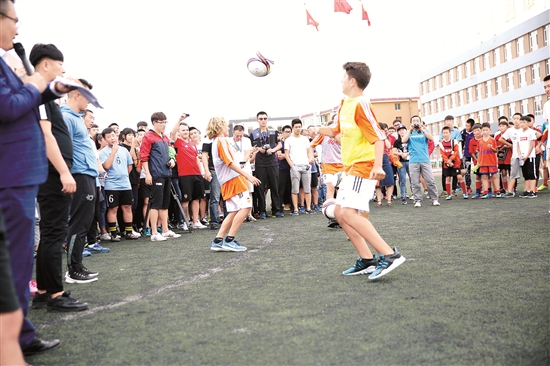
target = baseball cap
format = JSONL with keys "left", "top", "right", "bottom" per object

{"left": 397, "top": 124, "right": 407, "bottom": 131}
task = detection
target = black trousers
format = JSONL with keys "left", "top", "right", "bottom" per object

{"left": 67, "top": 174, "right": 96, "bottom": 272}
{"left": 278, "top": 169, "right": 291, "bottom": 209}
{"left": 36, "top": 170, "right": 72, "bottom": 293}
{"left": 255, "top": 165, "right": 281, "bottom": 214}
{"left": 87, "top": 186, "right": 100, "bottom": 243}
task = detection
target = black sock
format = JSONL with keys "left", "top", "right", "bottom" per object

{"left": 225, "top": 236, "right": 235, "bottom": 242}
{"left": 214, "top": 237, "right": 223, "bottom": 244}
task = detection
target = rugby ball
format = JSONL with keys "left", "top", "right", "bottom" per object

{"left": 247, "top": 51, "right": 274, "bottom": 77}
{"left": 322, "top": 198, "right": 337, "bottom": 219}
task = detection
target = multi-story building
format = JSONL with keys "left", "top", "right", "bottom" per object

{"left": 369, "top": 97, "right": 420, "bottom": 128}
{"left": 419, "top": 10, "right": 549, "bottom": 135}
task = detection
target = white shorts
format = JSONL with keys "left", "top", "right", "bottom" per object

{"left": 324, "top": 173, "right": 338, "bottom": 186}
{"left": 335, "top": 174, "right": 376, "bottom": 212}
{"left": 225, "top": 192, "right": 252, "bottom": 213}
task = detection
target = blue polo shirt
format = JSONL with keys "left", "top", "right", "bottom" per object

{"left": 61, "top": 104, "right": 98, "bottom": 178}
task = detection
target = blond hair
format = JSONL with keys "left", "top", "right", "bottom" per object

{"left": 206, "top": 116, "right": 228, "bottom": 140}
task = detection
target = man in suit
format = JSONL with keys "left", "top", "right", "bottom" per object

{"left": 0, "top": 0, "right": 72, "bottom": 356}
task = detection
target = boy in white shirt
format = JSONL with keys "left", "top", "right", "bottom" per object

{"left": 516, "top": 116, "right": 537, "bottom": 198}
{"left": 501, "top": 113, "right": 523, "bottom": 197}
{"left": 284, "top": 119, "right": 315, "bottom": 215}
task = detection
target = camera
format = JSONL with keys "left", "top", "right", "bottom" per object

{"left": 262, "top": 144, "right": 272, "bottom": 155}
{"left": 166, "top": 158, "right": 175, "bottom": 168}
{"left": 413, "top": 123, "right": 420, "bottom": 129}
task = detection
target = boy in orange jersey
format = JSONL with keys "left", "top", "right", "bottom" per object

{"left": 440, "top": 127, "right": 468, "bottom": 200}
{"left": 206, "top": 117, "right": 261, "bottom": 252}
{"left": 478, "top": 122, "right": 501, "bottom": 198}
{"left": 469, "top": 124, "right": 483, "bottom": 198}
{"left": 315, "top": 62, "right": 406, "bottom": 280}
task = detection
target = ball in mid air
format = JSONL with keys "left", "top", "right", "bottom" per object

{"left": 247, "top": 51, "right": 273, "bottom": 77}
{"left": 322, "top": 198, "right": 337, "bottom": 220}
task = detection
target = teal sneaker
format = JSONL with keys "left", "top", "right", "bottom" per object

{"left": 368, "top": 248, "right": 406, "bottom": 280}
{"left": 342, "top": 256, "right": 378, "bottom": 275}
{"left": 210, "top": 240, "right": 224, "bottom": 252}
{"left": 221, "top": 239, "right": 247, "bottom": 252}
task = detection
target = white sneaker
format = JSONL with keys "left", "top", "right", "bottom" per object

{"left": 151, "top": 233, "right": 167, "bottom": 242}
{"left": 432, "top": 201, "right": 440, "bottom": 206}
{"left": 192, "top": 221, "right": 207, "bottom": 229}
{"left": 414, "top": 202, "right": 422, "bottom": 208}
{"left": 162, "top": 230, "right": 181, "bottom": 238}
{"left": 131, "top": 230, "right": 141, "bottom": 238}
{"left": 99, "top": 233, "right": 111, "bottom": 241}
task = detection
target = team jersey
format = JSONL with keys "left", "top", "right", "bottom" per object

{"left": 516, "top": 128, "right": 537, "bottom": 158}
{"left": 174, "top": 138, "right": 201, "bottom": 176}
{"left": 469, "top": 138, "right": 480, "bottom": 166}
{"left": 212, "top": 136, "right": 249, "bottom": 200}
{"left": 439, "top": 139, "right": 461, "bottom": 168}
{"left": 495, "top": 132, "right": 512, "bottom": 165}
{"left": 330, "top": 96, "right": 385, "bottom": 178}
{"left": 478, "top": 137, "right": 497, "bottom": 168}
{"left": 99, "top": 146, "right": 132, "bottom": 190}
{"left": 310, "top": 132, "right": 343, "bottom": 175}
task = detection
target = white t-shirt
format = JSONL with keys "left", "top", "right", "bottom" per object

{"left": 516, "top": 128, "right": 537, "bottom": 158}
{"left": 543, "top": 99, "right": 550, "bottom": 122}
{"left": 284, "top": 134, "right": 310, "bottom": 165}
{"left": 502, "top": 127, "right": 521, "bottom": 158}
{"left": 229, "top": 137, "right": 253, "bottom": 174}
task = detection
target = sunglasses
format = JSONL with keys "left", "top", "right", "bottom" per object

{"left": 258, "top": 117, "right": 268, "bottom": 121}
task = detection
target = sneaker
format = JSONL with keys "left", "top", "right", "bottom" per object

{"left": 65, "top": 269, "right": 98, "bottom": 284}
{"left": 275, "top": 212, "right": 284, "bottom": 218}
{"left": 81, "top": 266, "right": 99, "bottom": 277}
{"left": 342, "top": 256, "right": 378, "bottom": 275}
{"left": 221, "top": 238, "right": 247, "bottom": 252}
{"left": 258, "top": 212, "right": 267, "bottom": 220}
{"left": 495, "top": 193, "right": 503, "bottom": 198}
{"left": 32, "top": 292, "right": 50, "bottom": 309}
{"left": 432, "top": 201, "right": 440, "bottom": 206}
{"left": 439, "top": 191, "right": 448, "bottom": 198}
{"left": 314, "top": 205, "right": 322, "bottom": 212}
{"left": 537, "top": 184, "right": 547, "bottom": 191}
{"left": 527, "top": 191, "right": 537, "bottom": 198}
{"left": 143, "top": 226, "right": 152, "bottom": 236}
{"left": 414, "top": 202, "right": 422, "bottom": 208}
{"left": 151, "top": 233, "right": 167, "bottom": 242}
{"left": 368, "top": 248, "right": 406, "bottom": 280}
{"left": 82, "top": 249, "right": 91, "bottom": 257}
{"left": 210, "top": 222, "right": 219, "bottom": 230}
{"left": 132, "top": 230, "right": 141, "bottom": 238}
{"left": 519, "top": 191, "right": 529, "bottom": 198}
{"left": 298, "top": 207, "right": 306, "bottom": 214}
{"left": 110, "top": 234, "right": 121, "bottom": 242}
{"left": 47, "top": 291, "right": 88, "bottom": 312}
{"left": 210, "top": 240, "right": 224, "bottom": 251}
{"left": 305, "top": 209, "right": 316, "bottom": 214}
{"left": 471, "top": 193, "right": 481, "bottom": 199}
{"left": 451, "top": 190, "right": 457, "bottom": 196}
{"left": 291, "top": 211, "right": 299, "bottom": 216}
{"left": 125, "top": 232, "right": 140, "bottom": 239}
{"left": 162, "top": 230, "right": 181, "bottom": 238}
{"left": 401, "top": 198, "right": 407, "bottom": 205}
{"left": 200, "top": 218, "right": 209, "bottom": 226}
{"left": 192, "top": 221, "right": 208, "bottom": 229}
{"left": 481, "top": 194, "right": 489, "bottom": 199}
{"left": 99, "top": 232, "right": 111, "bottom": 241}
{"left": 87, "top": 243, "right": 110, "bottom": 253}
{"left": 177, "top": 221, "right": 189, "bottom": 230}
{"left": 247, "top": 214, "right": 257, "bottom": 222}
{"left": 503, "top": 192, "right": 515, "bottom": 198}
{"left": 445, "top": 195, "right": 452, "bottom": 200}
{"left": 488, "top": 192, "right": 496, "bottom": 198}
{"left": 463, "top": 193, "right": 469, "bottom": 199}
{"left": 327, "top": 219, "right": 340, "bottom": 228}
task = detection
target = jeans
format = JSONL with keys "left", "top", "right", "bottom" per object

{"left": 209, "top": 169, "right": 221, "bottom": 223}
{"left": 397, "top": 161, "right": 410, "bottom": 198}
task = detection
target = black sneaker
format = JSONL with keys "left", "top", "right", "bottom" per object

{"left": 327, "top": 219, "right": 340, "bottom": 228}
{"left": 47, "top": 291, "right": 88, "bottom": 312}
{"left": 32, "top": 292, "right": 50, "bottom": 309}
{"left": 65, "top": 269, "right": 98, "bottom": 284}
{"left": 342, "top": 256, "right": 378, "bottom": 275}
{"left": 527, "top": 191, "right": 537, "bottom": 198}
{"left": 519, "top": 191, "right": 529, "bottom": 198}
{"left": 81, "top": 266, "right": 99, "bottom": 277}
{"left": 401, "top": 198, "right": 407, "bottom": 205}
{"left": 210, "top": 222, "right": 219, "bottom": 230}
{"left": 368, "top": 248, "right": 406, "bottom": 280}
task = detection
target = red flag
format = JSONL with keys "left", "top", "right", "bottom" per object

{"left": 362, "top": 5, "right": 371, "bottom": 26}
{"left": 334, "top": 0, "right": 353, "bottom": 14}
{"left": 306, "top": 9, "right": 319, "bottom": 31}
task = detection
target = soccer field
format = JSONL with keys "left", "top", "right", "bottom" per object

{"left": 29, "top": 190, "right": 549, "bottom": 365}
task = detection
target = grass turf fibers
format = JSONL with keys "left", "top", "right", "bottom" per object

{"left": 29, "top": 188, "right": 549, "bottom": 365}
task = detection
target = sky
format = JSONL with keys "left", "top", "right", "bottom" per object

{"left": 11, "top": 0, "right": 524, "bottom": 131}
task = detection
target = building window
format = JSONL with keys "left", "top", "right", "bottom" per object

{"left": 524, "top": 0, "right": 534, "bottom": 9}
{"left": 494, "top": 48, "right": 500, "bottom": 66}
{"left": 516, "top": 36, "right": 524, "bottom": 56}
{"left": 521, "top": 99, "right": 529, "bottom": 115}
{"left": 546, "top": 59, "right": 550, "bottom": 75}
{"left": 534, "top": 96, "right": 543, "bottom": 115}
{"left": 496, "top": 77, "right": 502, "bottom": 95}
{"left": 429, "top": 101, "right": 433, "bottom": 115}
{"left": 442, "top": 72, "right": 447, "bottom": 86}
{"left": 467, "top": 87, "right": 472, "bottom": 104}
{"left": 504, "top": 42, "right": 512, "bottom": 62}
{"left": 479, "top": 110, "right": 484, "bottom": 124}
{"left": 483, "top": 53, "right": 490, "bottom": 70}
{"left": 423, "top": 104, "right": 427, "bottom": 115}
{"left": 519, "top": 68, "right": 527, "bottom": 87}
{"left": 458, "top": 90, "right": 463, "bottom": 106}
{"left": 474, "top": 58, "right": 480, "bottom": 74}
{"left": 545, "top": 25, "right": 549, "bottom": 46}
{"left": 449, "top": 68, "right": 455, "bottom": 83}
{"left": 488, "top": 107, "right": 494, "bottom": 121}
{"left": 465, "top": 61, "right": 471, "bottom": 77}
{"left": 476, "top": 84, "right": 482, "bottom": 101}
{"left": 457, "top": 65, "right": 462, "bottom": 80}
{"left": 427, "top": 79, "right": 432, "bottom": 92}
{"left": 434, "top": 76, "right": 439, "bottom": 90}
{"left": 437, "top": 98, "right": 441, "bottom": 113}
{"left": 443, "top": 96, "right": 448, "bottom": 110}
{"left": 509, "top": 102, "right": 516, "bottom": 117}
{"left": 530, "top": 31, "right": 538, "bottom": 51}
{"left": 422, "top": 82, "right": 426, "bottom": 95}
{"left": 395, "top": 103, "right": 401, "bottom": 111}
{"left": 498, "top": 105, "right": 505, "bottom": 117}
{"left": 531, "top": 63, "right": 540, "bottom": 82}
{"left": 451, "top": 94, "right": 455, "bottom": 108}
{"left": 507, "top": 72, "right": 514, "bottom": 91}
{"left": 486, "top": 80, "right": 492, "bottom": 98}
